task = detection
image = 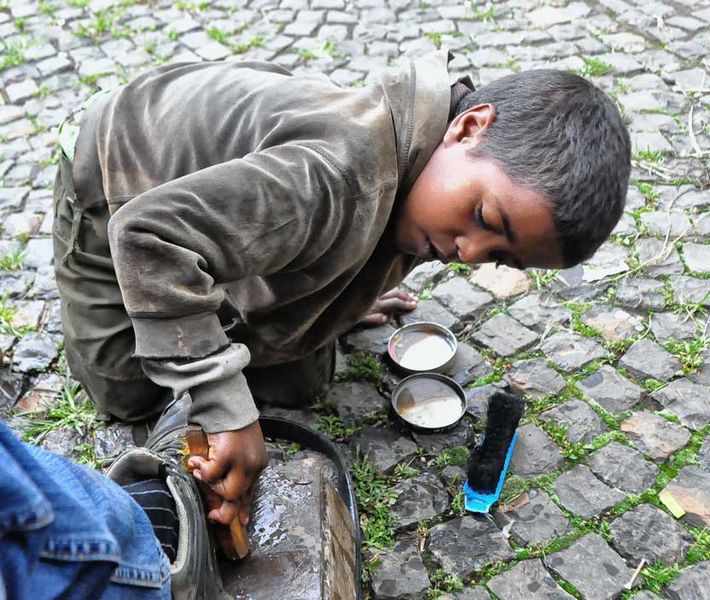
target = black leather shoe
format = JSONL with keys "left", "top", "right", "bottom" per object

{"left": 108, "top": 394, "right": 231, "bottom": 600}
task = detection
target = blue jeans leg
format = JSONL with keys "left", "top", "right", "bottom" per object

{"left": 0, "top": 421, "right": 171, "bottom": 600}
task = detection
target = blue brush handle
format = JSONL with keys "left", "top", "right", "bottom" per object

{"left": 462, "top": 431, "right": 518, "bottom": 514}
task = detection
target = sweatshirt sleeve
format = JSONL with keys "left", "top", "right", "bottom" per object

{"left": 107, "top": 143, "right": 350, "bottom": 359}
{"left": 107, "top": 143, "right": 350, "bottom": 430}
{"left": 142, "top": 344, "right": 258, "bottom": 433}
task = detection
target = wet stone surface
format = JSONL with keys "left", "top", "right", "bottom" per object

{"left": 2, "top": 0, "right": 709, "bottom": 597}
{"left": 587, "top": 442, "right": 659, "bottom": 495}
{"left": 553, "top": 465, "right": 625, "bottom": 519}
{"left": 621, "top": 412, "right": 692, "bottom": 462}
{"left": 544, "top": 534, "right": 635, "bottom": 600}
{"left": 619, "top": 338, "right": 682, "bottom": 382}
{"left": 352, "top": 427, "right": 418, "bottom": 475}
{"left": 471, "top": 314, "right": 538, "bottom": 357}
{"left": 494, "top": 489, "right": 571, "bottom": 547}
{"left": 370, "top": 540, "right": 431, "bottom": 600}
{"left": 507, "top": 359, "right": 567, "bottom": 399}
{"left": 487, "top": 559, "right": 575, "bottom": 600}
{"left": 577, "top": 365, "right": 643, "bottom": 414}
{"left": 665, "top": 561, "right": 710, "bottom": 600}
{"left": 539, "top": 399, "right": 607, "bottom": 444}
{"left": 390, "top": 472, "right": 449, "bottom": 530}
{"left": 427, "top": 516, "right": 515, "bottom": 580}
{"left": 609, "top": 504, "right": 693, "bottom": 565}
{"left": 541, "top": 332, "right": 608, "bottom": 373}
{"left": 511, "top": 424, "right": 564, "bottom": 477}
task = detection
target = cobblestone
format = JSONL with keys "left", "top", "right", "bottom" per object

{"left": 540, "top": 399, "right": 607, "bottom": 444}
{"left": 577, "top": 365, "right": 642, "bottom": 414}
{"left": 510, "top": 424, "right": 564, "bottom": 477}
{"left": 610, "top": 504, "right": 693, "bottom": 565}
{"left": 494, "top": 489, "right": 571, "bottom": 547}
{"left": 666, "top": 561, "right": 710, "bottom": 600}
{"left": 541, "top": 332, "right": 608, "bottom": 373}
{"left": 619, "top": 338, "right": 682, "bottom": 382}
{"left": 621, "top": 412, "right": 692, "bottom": 462}
{"left": 390, "top": 472, "right": 449, "bottom": 530}
{"left": 428, "top": 516, "right": 515, "bottom": 580}
{"left": 431, "top": 278, "right": 494, "bottom": 319}
{"left": 352, "top": 427, "right": 418, "bottom": 475}
{"left": 660, "top": 466, "right": 710, "bottom": 528}
{"left": 370, "top": 540, "right": 431, "bottom": 600}
{"left": 488, "top": 559, "right": 574, "bottom": 600}
{"left": 587, "top": 441, "right": 659, "bottom": 494}
{"left": 507, "top": 359, "right": 567, "bottom": 399}
{"left": 471, "top": 314, "right": 538, "bottom": 357}
{"left": 544, "top": 534, "right": 635, "bottom": 600}
{"left": 553, "top": 465, "right": 625, "bottom": 519}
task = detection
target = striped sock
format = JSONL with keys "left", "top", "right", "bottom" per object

{"left": 123, "top": 478, "right": 180, "bottom": 561}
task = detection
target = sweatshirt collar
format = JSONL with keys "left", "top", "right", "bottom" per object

{"left": 380, "top": 50, "right": 459, "bottom": 201}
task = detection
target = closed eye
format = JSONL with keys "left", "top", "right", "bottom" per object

{"left": 475, "top": 204, "right": 493, "bottom": 231}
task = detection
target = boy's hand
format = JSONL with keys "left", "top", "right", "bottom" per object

{"left": 187, "top": 421, "right": 268, "bottom": 527}
{"left": 360, "top": 288, "right": 418, "bottom": 326}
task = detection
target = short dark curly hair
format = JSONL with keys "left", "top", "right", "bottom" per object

{"left": 455, "top": 70, "right": 631, "bottom": 268}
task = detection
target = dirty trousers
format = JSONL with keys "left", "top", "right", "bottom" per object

{"left": 52, "top": 155, "right": 334, "bottom": 424}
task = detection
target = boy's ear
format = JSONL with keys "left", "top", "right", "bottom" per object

{"left": 444, "top": 103, "right": 496, "bottom": 148}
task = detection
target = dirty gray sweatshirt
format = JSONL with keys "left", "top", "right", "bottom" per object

{"left": 73, "top": 51, "right": 457, "bottom": 432}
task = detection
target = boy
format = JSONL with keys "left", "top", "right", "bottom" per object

{"left": 53, "top": 50, "right": 630, "bottom": 531}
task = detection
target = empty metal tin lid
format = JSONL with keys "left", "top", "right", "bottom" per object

{"left": 391, "top": 373, "right": 465, "bottom": 432}
{"left": 388, "top": 322, "right": 457, "bottom": 373}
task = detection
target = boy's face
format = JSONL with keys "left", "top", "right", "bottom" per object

{"left": 394, "top": 104, "right": 564, "bottom": 270}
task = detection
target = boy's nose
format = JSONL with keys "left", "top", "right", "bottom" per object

{"left": 456, "top": 235, "right": 488, "bottom": 265}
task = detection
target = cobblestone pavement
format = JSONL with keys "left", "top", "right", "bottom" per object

{"left": 1, "top": 0, "right": 709, "bottom": 598}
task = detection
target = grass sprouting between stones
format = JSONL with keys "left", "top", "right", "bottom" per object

{"left": 22, "top": 377, "right": 101, "bottom": 466}
{"left": 338, "top": 352, "right": 383, "bottom": 383}
{"left": 351, "top": 456, "right": 397, "bottom": 559}
{"left": 313, "top": 414, "right": 359, "bottom": 441}
{"left": 427, "top": 569, "right": 464, "bottom": 598}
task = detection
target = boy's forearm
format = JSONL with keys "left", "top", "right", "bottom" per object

{"left": 142, "top": 343, "right": 259, "bottom": 433}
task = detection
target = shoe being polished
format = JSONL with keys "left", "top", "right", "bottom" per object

{"left": 108, "top": 395, "right": 231, "bottom": 600}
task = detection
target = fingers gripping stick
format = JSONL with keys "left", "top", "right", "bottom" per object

{"left": 186, "top": 425, "right": 250, "bottom": 560}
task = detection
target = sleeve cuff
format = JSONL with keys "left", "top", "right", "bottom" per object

{"left": 131, "top": 312, "right": 229, "bottom": 359}
{"left": 189, "top": 370, "right": 260, "bottom": 433}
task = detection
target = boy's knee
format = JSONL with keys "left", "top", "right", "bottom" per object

{"left": 66, "top": 349, "right": 171, "bottom": 423}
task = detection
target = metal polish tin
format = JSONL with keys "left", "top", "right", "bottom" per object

{"left": 387, "top": 322, "right": 458, "bottom": 374}
{"left": 391, "top": 373, "right": 466, "bottom": 433}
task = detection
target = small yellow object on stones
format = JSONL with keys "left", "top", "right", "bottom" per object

{"left": 659, "top": 489, "right": 686, "bottom": 519}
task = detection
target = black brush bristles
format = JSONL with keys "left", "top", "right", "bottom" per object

{"left": 466, "top": 392, "right": 526, "bottom": 493}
